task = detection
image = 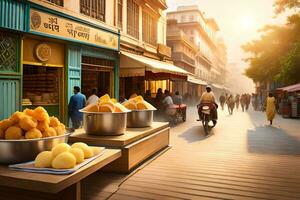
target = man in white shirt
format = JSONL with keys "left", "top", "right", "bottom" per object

{"left": 162, "top": 90, "right": 173, "bottom": 106}
{"left": 86, "top": 88, "right": 99, "bottom": 106}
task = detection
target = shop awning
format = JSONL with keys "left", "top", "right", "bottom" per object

{"left": 120, "top": 51, "right": 189, "bottom": 77}
{"left": 187, "top": 75, "right": 207, "bottom": 85}
{"left": 212, "top": 83, "right": 224, "bottom": 89}
{"left": 277, "top": 83, "right": 300, "bottom": 92}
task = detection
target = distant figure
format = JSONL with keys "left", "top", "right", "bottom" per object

{"left": 227, "top": 95, "right": 235, "bottom": 115}
{"left": 162, "top": 90, "right": 174, "bottom": 107}
{"left": 240, "top": 94, "right": 247, "bottom": 112}
{"left": 86, "top": 88, "right": 99, "bottom": 106}
{"left": 173, "top": 91, "right": 183, "bottom": 105}
{"left": 245, "top": 94, "right": 251, "bottom": 111}
{"left": 235, "top": 94, "right": 240, "bottom": 109}
{"left": 219, "top": 94, "right": 226, "bottom": 110}
{"left": 68, "top": 86, "right": 86, "bottom": 129}
{"left": 265, "top": 93, "right": 276, "bottom": 125}
{"left": 144, "top": 90, "right": 153, "bottom": 104}
{"left": 252, "top": 94, "right": 258, "bottom": 111}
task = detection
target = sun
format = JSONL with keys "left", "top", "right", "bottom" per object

{"left": 240, "top": 16, "right": 256, "bottom": 30}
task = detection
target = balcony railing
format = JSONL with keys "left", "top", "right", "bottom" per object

{"left": 45, "top": 0, "right": 63, "bottom": 6}
{"left": 172, "top": 52, "right": 195, "bottom": 66}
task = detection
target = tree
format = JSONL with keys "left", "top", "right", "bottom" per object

{"left": 275, "top": 0, "right": 300, "bottom": 14}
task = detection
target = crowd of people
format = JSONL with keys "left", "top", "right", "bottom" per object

{"left": 219, "top": 93, "right": 252, "bottom": 115}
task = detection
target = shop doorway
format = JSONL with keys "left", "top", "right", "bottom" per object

{"left": 81, "top": 56, "right": 114, "bottom": 99}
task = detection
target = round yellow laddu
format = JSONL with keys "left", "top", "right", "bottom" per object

{"left": 10, "top": 111, "right": 25, "bottom": 123}
{"left": 52, "top": 143, "right": 71, "bottom": 158}
{"left": 71, "top": 142, "right": 94, "bottom": 159}
{"left": 34, "top": 151, "right": 53, "bottom": 168}
{"left": 51, "top": 152, "right": 76, "bottom": 169}
{"left": 37, "top": 120, "right": 49, "bottom": 132}
{"left": 23, "top": 108, "right": 35, "bottom": 117}
{"left": 69, "top": 148, "right": 84, "bottom": 164}
{"left": 43, "top": 127, "right": 57, "bottom": 138}
{"left": 25, "top": 128, "right": 42, "bottom": 139}
{"left": 19, "top": 116, "right": 37, "bottom": 131}
{"left": 90, "top": 146, "right": 104, "bottom": 156}
{"left": 5, "top": 126, "right": 23, "bottom": 140}
{"left": 33, "top": 106, "right": 49, "bottom": 121}
{"left": 0, "top": 119, "right": 15, "bottom": 131}
{"left": 49, "top": 116, "right": 60, "bottom": 127}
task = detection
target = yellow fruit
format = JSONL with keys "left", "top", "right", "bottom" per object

{"left": 33, "top": 106, "right": 49, "bottom": 121}
{"left": 87, "top": 104, "right": 99, "bottom": 112}
{"left": 37, "top": 120, "right": 49, "bottom": 132}
{"left": 5, "top": 126, "right": 23, "bottom": 140}
{"left": 91, "top": 146, "right": 104, "bottom": 156}
{"left": 122, "top": 101, "right": 137, "bottom": 110}
{"left": 134, "top": 95, "right": 144, "bottom": 102}
{"left": 98, "top": 102, "right": 115, "bottom": 112}
{"left": 43, "top": 127, "right": 57, "bottom": 138}
{"left": 49, "top": 116, "right": 60, "bottom": 127}
{"left": 25, "top": 128, "right": 42, "bottom": 139}
{"left": 34, "top": 151, "right": 53, "bottom": 168}
{"left": 51, "top": 152, "right": 76, "bottom": 169}
{"left": 71, "top": 142, "right": 94, "bottom": 159}
{"left": 19, "top": 116, "right": 37, "bottom": 131}
{"left": 52, "top": 143, "right": 71, "bottom": 158}
{"left": 114, "top": 103, "right": 128, "bottom": 113}
{"left": 111, "top": 98, "right": 117, "bottom": 103}
{"left": 69, "top": 148, "right": 85, "bottom": 164}
{"left": 99, "top": 94, "right": 111, "bottom": 103}
{"left": 136, "top": 102, "right": 148, "bottom": 110}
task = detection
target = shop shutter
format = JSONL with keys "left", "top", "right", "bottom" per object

{"left": 67, "top": 46, "right": 82, "bottom": 101}
{"left": 0, "top": 79, "right": 20, "bottom": 120}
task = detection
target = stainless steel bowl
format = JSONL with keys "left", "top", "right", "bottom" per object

{"left": 80, "top": 110, "right": 130, "bottom": 136}
{"left": 127, "top": 110, "right": 155, "bottom": 128}
{"left": 0, "top": 133, "right": 71, "bottom": 164}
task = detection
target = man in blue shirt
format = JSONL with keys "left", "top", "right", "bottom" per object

{"left": 68, "top": 86, "right": 86, "bottom": 129}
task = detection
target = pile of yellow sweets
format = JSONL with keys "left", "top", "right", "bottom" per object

{"left": 35, "top": 142, "right": 103, "bottom": 169}
{"left": 85, "top": 94, "right": 128, "bottom": 113}
{"left": 122, "top": 95, "right": 156, "bottom": 110}
{"left": 0, "top": 107, "right": 66, "bottom": 140}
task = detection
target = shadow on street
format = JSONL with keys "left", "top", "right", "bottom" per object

{"left": 179, "top": 125, "right": 213, "bottom": 143}
{"left": 247, "top": 125, "right": 300, "bottom": 155}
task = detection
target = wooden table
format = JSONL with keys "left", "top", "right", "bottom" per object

{"left": 70, "top": 122, "right": 170, "bottom": 173}
{"left": 0, "top": 149, "right": 121, "bottom": 200}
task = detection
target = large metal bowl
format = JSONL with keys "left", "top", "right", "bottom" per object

{"left": 0, "top": 133, "right": 71, "bottom": 164}
{"left": 127, "top": 109, "right": 155, "bottom": 128}
{"left": 80, "top": 110, "right": 130, "bottom": 136}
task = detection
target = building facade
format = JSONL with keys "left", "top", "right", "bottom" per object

{"left": 167, "top": 5, "right": 228, "bottom": 98}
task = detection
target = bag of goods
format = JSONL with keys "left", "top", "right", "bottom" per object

{"left": 34, "top": 142, "right": 104, "bottom": 169}
{"left": 83, "top": 94, "right": 129, "bottom": 113}
{"left": 0, "top": 107, "right": 66, "bottom": 140}
{"left": 122, "top": 95, "right": 156, "bottom": 111}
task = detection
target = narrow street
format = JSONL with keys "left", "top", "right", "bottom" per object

{"left": 83, "top": 108, "right": 300, "bottom": 200}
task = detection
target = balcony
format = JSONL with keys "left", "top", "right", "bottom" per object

{"left": 172, "top": 52, "right": 195, "bottom": 66}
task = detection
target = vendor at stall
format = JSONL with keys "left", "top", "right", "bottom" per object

{"left": 68, "top": 86, "right": 86, "bottom": 129}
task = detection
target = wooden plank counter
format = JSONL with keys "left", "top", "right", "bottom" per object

{"left": 0, "top": 149, "right": 121, "bottom": 200}
{"left": 69, "top": 122, "right": 170, "bottom": 173}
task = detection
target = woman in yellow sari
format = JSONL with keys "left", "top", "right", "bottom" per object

{"left": 265, "top": 93, "right": 276, "bottom": 125}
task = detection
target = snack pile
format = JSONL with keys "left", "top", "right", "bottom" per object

{"left": 34, "top": 142, "right": 104, "bottom": 169}
{"left": 84, "top": 94, "right": 129, "bottom": 113}
{"left": 122, "top": 95, "right": 156, "bottom": 111}
{"left": 0, "top": 107, "right": 66, "bottom": 140}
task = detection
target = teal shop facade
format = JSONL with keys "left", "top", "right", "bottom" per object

{"left": 0, "top": 0, "right": 120, "bottom": 121}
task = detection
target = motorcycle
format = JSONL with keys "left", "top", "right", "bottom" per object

{"left": 197, "top": 103, "right": 217, "bottom": 135}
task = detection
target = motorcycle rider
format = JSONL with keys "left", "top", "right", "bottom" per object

{"left": 199, "top": 85, "right": 218, "bottom": 126}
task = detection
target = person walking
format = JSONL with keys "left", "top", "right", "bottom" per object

{"left": 173, "top": 91, "right": 183, "bottom": 105}
{"left": 235, "top": 94, "right": 240, "bottom": 110}
{"left": 265, "top": 93, "right": 276, "bottom": 125}
{"left": 86, "top": 88, "right": 99, "bottom": 106}
{"left": 240, "top": 94, "right": 246, "bottom": 112}
{"left": 219, "top": 94, "right": 226, "bottom": 110}
{"left": 245, "top": 94, "right": 251, "bottom": 111}
{"left": 227, "top": 95, "right": 235, "bottom": 115}
{"left": 68, "top": 86, "right": 86, "bottom": 129}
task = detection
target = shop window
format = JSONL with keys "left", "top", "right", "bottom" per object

{"left": 117, "top": 0, "right": 123, "bottom": 29}
{"left": 0, "top": 32, "right": 18, "bottom": 73}
{"left": 127, "top": 0, "right": 139, "bottom": 39}
{"left": 142, "top": 11, "right": 157, "bottom": 46}
{"left": 80, "top": 0, "right": 105, "bottom": 22}
{"left": 23, "top": 65, "right": 62, "bottom": 118}
{"left": 46, "top": 0, "right": 63, "bottom": 6}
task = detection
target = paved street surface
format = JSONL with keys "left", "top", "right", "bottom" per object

{"left": 83, "top": 107, "right": 300, "bottom": 200}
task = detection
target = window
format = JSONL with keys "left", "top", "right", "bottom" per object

{"left": 142, "top": 11, "right": 157, "bottom": 46}
{"left": 46, "top": 0, "right": 63, "bottom": 6}
{"left": 117, "top": 0, "right": 123, "bottom": 28}
{"left": 80, "top": 0, "right": 105, "bottom": 22}
{"left": 127, "top": 0, "right": 139, "bottom": 39}
{"left": 189, "top": 15, "right": 194, "bottom": 22}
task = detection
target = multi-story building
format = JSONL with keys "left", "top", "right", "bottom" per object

{"left": 167, "top": 5, "right": 227, "bottom": 98}
{"left": 0, "top": 0, "right": 188, "bottom": 120}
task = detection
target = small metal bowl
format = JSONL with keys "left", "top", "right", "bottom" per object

{"left": 0, "top": 132, "right": 71, "bottom": 164}
{"left": 127, "top": 109, "right": 156, "bottom": 128}
{"left": 80, "top": 110, "right": 130, "bottom": 136}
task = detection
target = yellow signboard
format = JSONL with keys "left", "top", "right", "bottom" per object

{"left": 30, "top": 9, "right": 119, "bottom": 50}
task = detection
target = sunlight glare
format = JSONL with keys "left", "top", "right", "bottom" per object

{"left": 240, "top": 16, "right": 256, "bottom": 30}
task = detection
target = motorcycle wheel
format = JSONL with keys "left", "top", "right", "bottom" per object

{"left": 202, "top": 115, "right": 209, "bottom": 135}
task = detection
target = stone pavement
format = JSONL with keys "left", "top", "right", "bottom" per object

{"left": 83, "top": 107, "right": 300, "bottom": 200}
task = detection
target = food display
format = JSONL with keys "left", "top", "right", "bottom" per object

{"left": 122, "top": 95, "right": 156, "bottom": 111}
{"left": 83, "top": 94, "right": 129, "bottom": 113}
{"left": 123, "top": 95, "right": 156, "bottom": 128}
{"left": 34, "top": 142, "right": 104, "bottom": 169}
{"left": 0, "top": 107, "right": 66, "bottom": 140}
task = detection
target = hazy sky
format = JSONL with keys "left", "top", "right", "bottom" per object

{"left": 166, "top": 0, "right": 287, "bottom": 69}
